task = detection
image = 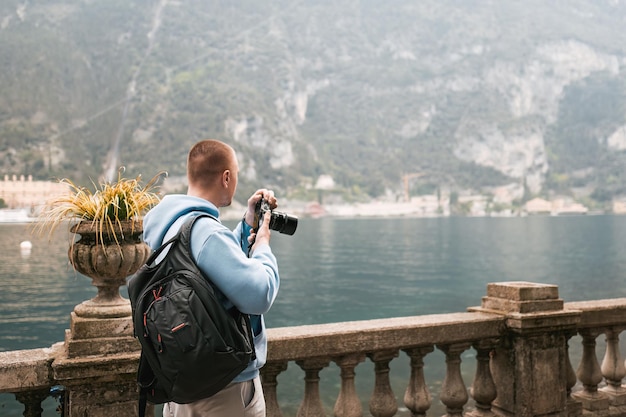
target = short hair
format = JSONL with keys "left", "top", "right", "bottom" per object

{"left": 187, "top": 140, "right": 235, "bottom": 187}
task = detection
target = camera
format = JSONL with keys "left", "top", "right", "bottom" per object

{"left": 254, "top": 198, "right": 298, "bottom": 235}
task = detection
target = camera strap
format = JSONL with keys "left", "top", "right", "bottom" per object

{"left": 242, "top": 214, "right": 256, "bottom": 258}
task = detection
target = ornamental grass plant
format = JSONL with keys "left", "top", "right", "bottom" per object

{"left": 37, "top": 168, "right": 165, "bottom": 246}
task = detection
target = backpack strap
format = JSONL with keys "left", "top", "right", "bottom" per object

{"left": 143, "top": 213, "right": 217, "bottom": 267}
{"left": 137, "top": 352, "right": 155, "bottom": 417}
{"left": 179, "top": 213, "right": 217, "bottom": 248}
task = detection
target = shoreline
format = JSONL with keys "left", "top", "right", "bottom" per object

{"left": 219, "top": 200, "right": 607, "bottom": 221}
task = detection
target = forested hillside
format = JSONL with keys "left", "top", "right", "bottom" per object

{"left": 2, "top": 0, "right": 626, "bottom": 206}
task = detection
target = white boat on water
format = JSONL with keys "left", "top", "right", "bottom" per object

{"left": 0, "top": 209, "right": 37, "bottom": 223}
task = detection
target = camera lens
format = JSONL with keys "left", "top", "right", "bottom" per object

{"left": 269, "top": 212, "right": 298, "bottom": 235}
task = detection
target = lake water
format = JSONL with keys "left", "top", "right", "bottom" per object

{"left": 1, "top": 215, "right": 626, "bottom": 416}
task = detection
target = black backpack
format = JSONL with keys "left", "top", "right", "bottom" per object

{"left": 128, "top": 214, "right": 256, "bottom": 416}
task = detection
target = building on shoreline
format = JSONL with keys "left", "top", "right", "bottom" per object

{"left": 524, "top": 197, "right": 589, "bottom": 216}
{"left": 0, "top": 174, "right": 70, "bottom": 212}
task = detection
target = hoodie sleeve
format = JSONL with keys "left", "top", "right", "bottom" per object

{"left": 190, "top": 219, "right": 280, "bottom": 315}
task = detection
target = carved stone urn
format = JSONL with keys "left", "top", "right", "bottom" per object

{"left": 69, "top": 220, "right": 150, "bottom": 319}
{"left": 64, "top": 219, "right": 150, "bottom": 358}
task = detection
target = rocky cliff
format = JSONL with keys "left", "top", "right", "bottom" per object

{"left": 1, "top": 0, "right": 626, "bottom": 205}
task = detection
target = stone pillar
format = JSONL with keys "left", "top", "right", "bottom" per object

{"left": 469, "top": 282, "right": 581, "bottom": 417}
{"left": 51, "top": 308, "right": 143, "bottom": 417}
{"left": 51, "top": 295, "right": 144, "bottom": 417}
{"left": 52, "top": 355, "right": 142, "bottom": 417}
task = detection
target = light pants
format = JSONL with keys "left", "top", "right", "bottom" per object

{"left": 163, "top": 376, "right": 265, "bottom": 417}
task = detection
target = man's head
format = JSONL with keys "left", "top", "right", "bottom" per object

{"left": 187, "top": 139, "right": 238, "bottom": 207}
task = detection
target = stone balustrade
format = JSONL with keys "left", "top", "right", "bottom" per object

{"left": 262, "top": 312, "right": 502, "bottom": 417}
{"left": 1, "top": 281, "right": 626, "bottom": 417}
{"left": 567, "top": 298, "right": 626, "bottom": 414}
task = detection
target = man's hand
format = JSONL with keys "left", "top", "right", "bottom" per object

{"left": 248, "top": 210, "right": 272, "bottom": 253}
{"left": 244, "top": 189, "right": 277, "bottom": 228}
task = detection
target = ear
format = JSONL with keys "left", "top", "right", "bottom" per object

{"left": 222, "top": 169, "right": 231, "bottom": 187}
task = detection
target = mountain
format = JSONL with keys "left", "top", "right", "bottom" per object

{"left": 2, "top": 0, "right": 626, "bottom": 208}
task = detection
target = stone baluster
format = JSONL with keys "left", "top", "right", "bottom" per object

{"left": 367, "top": 350, "right": 399, "bottom": 417}
{"left": 565, "top": 331, "right": 582, "bottom": 417}
{"left": 600, "top": 326, "right": 626, "bottom": 405}
{"left": 333, "top": 353, "right": 366, "bottom": 417}
{"left": 14, "top": 389, "right": 49, "bottom": 417}
{"left": 576, "top": 329, "right": 603, "bottom": 393}
{"left": 573, "top": 329, "right": 609, "bottom": 411}
{"left": 467, "top": 339, "right": 498, "bottom": 417}
{"left": 438, "top": 343, "right": 471, "bottom": 417}
{"left": 261, "top": 361, "right": 289, "bottom": 417}
{"left": 565, "top": 332, "right": 578, "bottom": 398}
{"left": 295, "top": 358, "right": 330, "bottom": 417}
{"left": 402, "top": 346, "right": 434, "bottom": 417}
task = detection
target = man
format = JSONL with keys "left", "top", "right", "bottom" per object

{"left": 142, "top": 139, "right": 280, "bottom": 417}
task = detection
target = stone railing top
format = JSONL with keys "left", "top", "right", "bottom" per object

{"left": 266, "top": 311, "right": 503, "bottom": 361}
{"left": 0, "top": 343, "right": 62, "bottom": 393}
{"left": 565, "top": 298, "right": 626, "bottom": 328}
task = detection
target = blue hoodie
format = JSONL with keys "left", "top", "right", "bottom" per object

{"left": 142, "top": 194, "right": 280, "bottom": 383}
